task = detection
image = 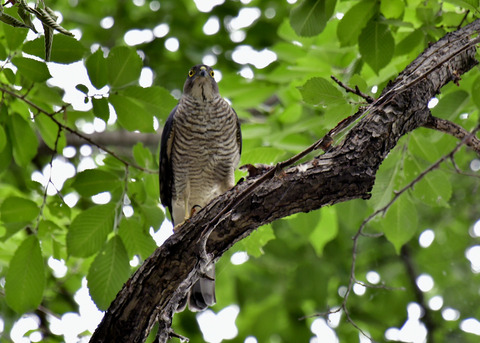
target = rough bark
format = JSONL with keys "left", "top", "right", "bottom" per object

{"left": 90, "top": 19, "right": 480, "bottom": 343}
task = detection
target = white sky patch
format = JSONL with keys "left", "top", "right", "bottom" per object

{"left": 100, "top": 16, "right": 114, "bottom": 29}
{"left": 63, "top": 146, "right": 77, "bottom": 158}
{"left": 385, "top": 303, "right": 427, "bottom": 343}
{"left": 416, "top": 273, "right": 434, "bottom": 292}
{"left": 11, "top": 314, "right": 40, "bottom": 343}
{"left": 232, "top": 45, "right": 277, "bottom": 69}
{"left": 353, "top": 283, "right": 366, "bottom": 296}
{"left": 472, "top": 218, "right": 480, "bottom": 236}
{"left": 465, "top": 245, "right": 480, "bottom": 273}
{"left": 245, "top": 337, "right": 258, "bottom": 343}
{"left": 48, "top": 257, "right": 68, "bottom": 278}
{"left": 165, "top": 37, "right": 180, "bottom": 52}
{"left": 140, "top": 67, "right": 154, "bottom": 87}
{"left": 419, "top": 229, "right": 435, "bottom": 248}
{"left": 239, "top": 66, "right": 254, "bottom": 79}
{"left": 202, "top": 54, "right": 218, "bottom": 66}
{"left": 124, "top": 29, "right": 154, "bottom": 46}
{"left": 64, "top": 192, "right": 79, "bottom": 208}
{"left": 123, "top": 205, "right": 134, "bottom": 217}
{"left": 428, "top": 97, "right": 439, "bottom": 109}
{"left": 265, "top": 8, "right": 276, "bottom": 19}
{"left": 310, "top": 318, "right": 339, "bottom": 343}
{"left": 91, "top": 191, "right": 112, "bottom": 204}
{"left": 228, "top": 8, "right": 261, "bottom": 31}
{"left": 230, "top": 251, "right": 249, "bottom": 265}
{"left": 150, "top": 1, "right": 160, "bottom": 11}
{"left": 428, "top": 295, "right": 443, "bottom": 311}
{"left": 203, "top": 16, "right": 220, "bottom": 35}
{"left": 470, "top": 159, "right": 480, "bottom": 172}
{"left": 366, "top": 271, "right": 380, "bottom": 284}
{"left": 229, "top": 30, "right": 246, "bottom": 43}
{"left": 194, "top": 0, "right": 225, "bottom": 12}
{"left": 31, "top": 157, "right": 76, "bottom": 195}
{"left": 442, "top": 307, "right": 460, "bottom": 321}
{"left": 48, "top": 61, "right": 99, "bottom": 110}
{"left": 153, "top": 23, "right": 169, "bottom": 38}
{"left": 461, "top": 318, "right": 480, "bottom": 335}
{"left": 93, "top": 117, "right": 107, "bottom": 132}
{"left": 197, "top": 305, "right": 240, "bottom": 342}
{"left": 133, "top": 0, "right": 145, "bottom": 6}
{"left": 335, "top": 12, "right": 344, "bottom": 20}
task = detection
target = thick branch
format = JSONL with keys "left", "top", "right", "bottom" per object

{"left": 90, "top": 19, "right": 480, "bottom": 343}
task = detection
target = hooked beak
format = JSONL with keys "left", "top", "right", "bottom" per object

{"left": 199, "top": 66, "right": 208, "bottom": 77}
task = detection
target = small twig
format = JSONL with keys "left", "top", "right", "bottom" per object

{"left": 423, "top": 115, "right": 480, "bottom": 154}
{"left": 331, "top": 75, "right": 375, "bottom": 103}
{"left": 0, "top": 84, "right": 156, "bottom": 173}
{"left": 35, "top": 127, "right": 62, "bottom": 231}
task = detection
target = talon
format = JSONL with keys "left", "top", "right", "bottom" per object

{"left": 190, "top": 204, "right": 202, "bottom": 218}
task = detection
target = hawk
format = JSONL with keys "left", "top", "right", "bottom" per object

{"left": 159, "top": 64, "right": 242, "bottom": 311}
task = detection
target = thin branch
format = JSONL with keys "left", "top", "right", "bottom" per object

{"left": 331, "top": 75, "right": 375, "bottom": 103}
{"left": 0, "top": 84, "right": 156, "bottom": 174}
{"left": 423, "top": 115, "right": 480, "bottom": 154}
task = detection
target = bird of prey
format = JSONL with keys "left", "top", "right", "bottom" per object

{"left": 159, "top": 64, "right": 242, "bottom": 311}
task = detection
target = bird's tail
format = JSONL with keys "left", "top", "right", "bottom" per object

{"left": 188, "top": 263, "right": 216, "bottom": 312}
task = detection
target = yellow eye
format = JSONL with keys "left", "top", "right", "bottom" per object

{"left": 188, "top": 69, "right": 195, "bottom": 77}
{"left": 210, "top": 70, "right": 215, "bottom": 77}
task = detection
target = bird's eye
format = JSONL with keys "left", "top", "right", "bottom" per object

{"left": 188, "top": 69, "right": 195, "bottom": 77}
{"left": 210, "top": 70, "right": 215, "bottom": 77}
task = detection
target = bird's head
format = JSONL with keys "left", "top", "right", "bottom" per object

{"left": 183, "top": 64, "right": 219, "bottom": 102}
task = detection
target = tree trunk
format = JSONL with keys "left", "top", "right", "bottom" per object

{"left": 90, "top": 19, "right": 480, "bottom": 343}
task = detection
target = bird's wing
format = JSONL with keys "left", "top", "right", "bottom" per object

{"left": 159, "top": 105, "right": 177, "bottom": 217}
{"left": 233, "top": 108, "right": 242, "bottom": 156}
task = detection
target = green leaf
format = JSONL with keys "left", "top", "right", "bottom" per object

{"left": 473, "top": 76, "right": 480, "bottom": 111}
{"left": 107, "top": 46, "right": 142, "bottom": 88}
{"left": 133, "top": 142, "right": 154, "bottom": 169}
{"left": 7, "top": 114, "right": 38, "bottom": 166}
{"left": 309, "top": 206, "right": 338, "bottom": 257}
{"left": 337, "top": 0, "right": 376, "bottom": 46}
{"left": 369, "top": 148, "right": 402, "bottom": 211}
{"left": 72, "top": 169, "right": 122, "bottom": 197}
{"left": 67, "top": 203, "right": 116, "bottom": 257}
{"left": 118, "top": 218, "right": 157, "bottom": 260}
{"left": 35, "top": 114, "right": 66, "bottom": 152}
{"left": 11, "top": 56, "right": 51, "bottom": 82}
{"left": 0, "top": 125, "right": 6, "bottom": 152}
{"left": 1, "top": 196, "right": 39, "bottom": 223}
{"left": 86, "top": 48, "right": 108, "bottom": 89}
{"left": 404, "top": 155, "right": 452, "bottom": 207}
{"left": 87, "top": 235, "right": 131, "bottom": 310}
{"left": 395, "top": 30, "right": 424, "bottom": 56}
{"left": 23, "top": 35, "right": 87, "bottom": 63}
{"left": 240, "top": 146, "right": 285, "bottom": 165}
{"left": 5, "top": 236, "right": 45, "bottom": 313}
{"left": 140, "top": 201, "right": 165, "bottom": 229}
{"left": 431, "top": 90, "right": 470, "bottom": 121}
{"left": 381, "top": 195, "right": 418, "bottom": 254}
{"left": 109, "top": 92, "right": 155, "bottom": 132}
{"left": 117, "top": 86, "right": 177, "bottom": 120}
{"left": 75, "top": 84, "right": 89, "bottom": 95}
{"left": 92, "top": 97, "right": 110, "bottom": 122}
{"left": 2, "top": 16, "right": 28, "bottom": 50}
{"left": 298, "top": 77, "right": 346, "bottom": 106}
{"left": 380, "top": 0, "right": 405, "bottom": 18}
{"left": 444, "top": 0, "right": 480, "bottom": 12}
{"left": 238, "top": 224, "right": 275, "bottom": 258}
{"left": 290, "top": 0, "right": 336, "bottom": 37}
{"left": 359, "top": 17, "right": 395, "bottom": 74}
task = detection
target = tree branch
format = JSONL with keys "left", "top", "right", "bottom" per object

{"left": 90, "top": 19, "right": 480, "bottom": 343}
{"left": 423, "top": 115, "right": 480, "bottom": 154}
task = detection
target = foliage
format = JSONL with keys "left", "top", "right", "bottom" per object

{"left": 0, "top": 0, "right": 479, "bottom": 342}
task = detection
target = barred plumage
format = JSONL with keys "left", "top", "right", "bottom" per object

{"left": 159, "top": 64, "right": 242, "bottom": 312}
